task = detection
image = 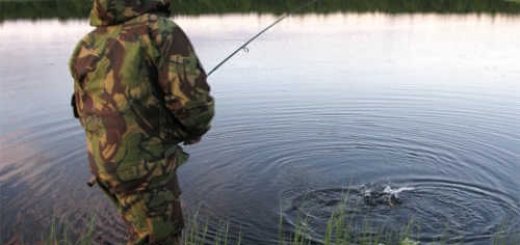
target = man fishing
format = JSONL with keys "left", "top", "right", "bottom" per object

{"left": 69, "top": 0, "right": 214, "bottom": 244}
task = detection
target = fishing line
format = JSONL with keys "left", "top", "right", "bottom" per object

{"left": 207, "top": 0, "right": 321, "bottom": 77}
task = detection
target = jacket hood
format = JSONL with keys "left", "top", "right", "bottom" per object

{"left": 90, "top": 0, "right": 170, "bottom": 26}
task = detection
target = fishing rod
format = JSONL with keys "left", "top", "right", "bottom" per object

{"left": 207, "top": 0, "right": 321, "bottom": 77}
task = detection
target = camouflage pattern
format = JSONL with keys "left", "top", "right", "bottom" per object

{"left": 69, "top": 0, "right": 214, "bottom": 243}
{"left": 97, "top": 154, "right": 185, "bottom": 244}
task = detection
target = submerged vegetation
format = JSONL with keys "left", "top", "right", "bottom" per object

{"left": 1, "top": 0, "right": 520, "bottom": 21}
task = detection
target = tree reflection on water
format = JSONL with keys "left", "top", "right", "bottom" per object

{"left": 1, "top": 0, "right": 520, "bottom": 22}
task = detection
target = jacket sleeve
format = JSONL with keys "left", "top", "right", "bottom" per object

{"left": 69, "top": 39, "right": 83, "bottom": 120}
{"left": 154, "top": 20, "right": 215, "bottom": 140}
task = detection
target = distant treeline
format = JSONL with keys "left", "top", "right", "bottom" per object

{"left": 1, "top": 0, "right": 520, "bottom": 21}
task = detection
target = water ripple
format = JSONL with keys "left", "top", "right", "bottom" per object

{"left": 282, "top": 179, "right": 520, "bottom": 243}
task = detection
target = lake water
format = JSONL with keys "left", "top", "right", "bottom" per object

{"left": 1, "top": 14, "right": 519, "bottom": 244}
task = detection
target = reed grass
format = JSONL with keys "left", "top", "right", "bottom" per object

{"left": 20, "top": 202, "right": 519, "bottom": 245}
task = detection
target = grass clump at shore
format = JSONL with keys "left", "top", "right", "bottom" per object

{"left": 39, "top": 217, "right": 96, "bottom": 245}
{"left": 14, "top": 200, "right": 520, "bottom": 245}
{"left": 20, "top": 211, "right": 420, "bottom": 245}
{"left": 277, "top": 198, "right": 421, "bottom": 245}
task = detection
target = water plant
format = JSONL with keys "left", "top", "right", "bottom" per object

{"left": 13, "top": 196, "right": 519, "bottom": 245}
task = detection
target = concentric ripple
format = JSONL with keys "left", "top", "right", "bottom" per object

{"left": 283, "top": 180, "right": 520, "bottom": 243}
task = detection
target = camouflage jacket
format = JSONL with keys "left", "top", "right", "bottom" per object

{"left": 70, "top": 0, "right": 214, "bottom": 179}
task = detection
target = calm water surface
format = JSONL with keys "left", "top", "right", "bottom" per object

{"left": 1, "top": 14, "right": 519, "bottom": 244}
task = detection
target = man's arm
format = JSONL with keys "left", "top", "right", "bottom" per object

{"left": 69, "top": 39, "right": 83, "bottom": 120}
{"left": 153, "top": 19, "right": 215, "bottom": 142}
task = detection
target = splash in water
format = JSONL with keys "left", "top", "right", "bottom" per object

{"left": 361, "top": 185, "right": 416, "bottom": 207}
